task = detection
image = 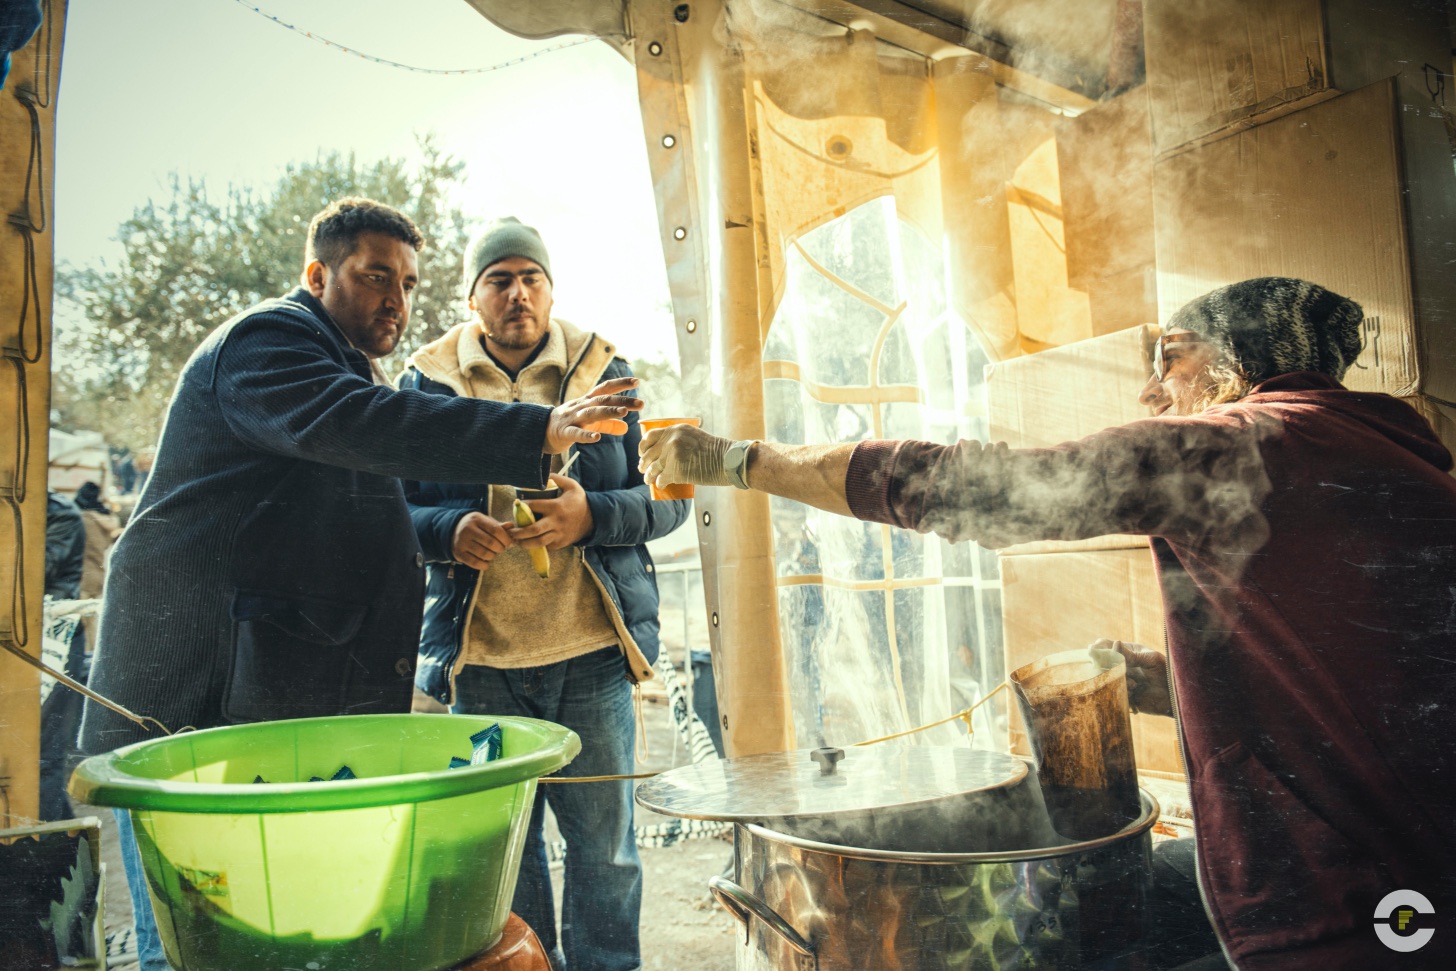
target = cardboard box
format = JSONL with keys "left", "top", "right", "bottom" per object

{"left": 985, "top": 324, "right": 1157, "bottom": 553}
{"left": 1153, "top": 79, "right": 1444, "bottom": 398}
{"left": 999, "top": 544, "right": 1184, "bottom": 778}
{"left": 1143, "top": 0, "right": 1450, "bottom": 156}
{"left": 1083, "top": 265, "right": 1158, "bottom": 342}
{"left": 986, "top": 324, "right": 1156, "bottom": 449}
{"left": 1055, "top": 86, "right": 1159, "bottom": 334}
{"left": 1144, "top": 0, "right": 1329, "bottom": 154}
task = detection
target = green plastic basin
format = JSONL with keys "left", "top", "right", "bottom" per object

{"left": 69, "top": 713, "right": 579, "bottom": 971}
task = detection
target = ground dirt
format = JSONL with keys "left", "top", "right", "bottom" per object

{"left": 82, "top": 670, "right": 740, "bottom": 971}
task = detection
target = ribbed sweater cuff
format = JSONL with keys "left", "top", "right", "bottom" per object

{"left": 845, "top": 440, "right": 905, "bottom": 526}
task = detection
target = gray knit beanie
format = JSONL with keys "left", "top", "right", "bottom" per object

{"left": 463, "top": 217, "right": 552, "bottom": 296}
{"left": 1166, "top": 277, "right": 1364, "bottom": 384}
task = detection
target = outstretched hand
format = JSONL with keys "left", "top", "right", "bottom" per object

{"left": 1089, "top": 638, "right": 1173, "bottom": 717}
{"left": 638, "top": 423, "right": 732, "bottom": 490}
{"left": 545, "top": 377, "right": 643, "bottom": 454}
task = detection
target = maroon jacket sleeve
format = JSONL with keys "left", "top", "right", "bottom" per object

{"left": 843, "top": 418, "right": 1272, "bottom": 551}
{"left": 845, "top": 439, "right": 922, "bottom": 528}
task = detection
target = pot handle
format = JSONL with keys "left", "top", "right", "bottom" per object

{"left": 708, "top": 875, "right": 818, "bottom": 967}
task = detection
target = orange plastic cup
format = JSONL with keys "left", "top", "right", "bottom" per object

{"left": 639, "top": 417, "right": 702, "bottom": 500}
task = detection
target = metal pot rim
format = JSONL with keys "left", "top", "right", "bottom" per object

{"left": 739, "top": 788, "right": 1161, "bottom": 864}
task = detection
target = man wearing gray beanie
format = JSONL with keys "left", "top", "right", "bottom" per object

{"left": 462, "top": 215, "right": 553, "bottom": 293}
{"left": 642, "top": 277, "right": 1456, "bottom": 969}
{"left": 399, "top": 217, "right": 688, "bottom": 971}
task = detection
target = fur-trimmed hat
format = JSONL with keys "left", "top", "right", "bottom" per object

{"left": 1166, "top": 277, "right": 1364, "bottom": 384}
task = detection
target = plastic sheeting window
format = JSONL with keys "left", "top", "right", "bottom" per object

{"left": 763, "top": 197, "right": 1003, "bottom": 750}
{"left": 614, "top": 1, "right": 1052, "bottom": 755}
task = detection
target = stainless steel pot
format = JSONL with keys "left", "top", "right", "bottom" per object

{"left": 712, "top": 791, "right": 1159, "bottom": 971}
{"left": 635, "top": 747, "right": 1062, "bottom": 854}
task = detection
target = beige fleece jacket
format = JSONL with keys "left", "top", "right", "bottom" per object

{"left": 405, "top": 318, "right": 643, "bottom": 673}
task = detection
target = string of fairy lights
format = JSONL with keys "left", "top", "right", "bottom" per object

{"left": 229, "top": 0, "right": 595, "bottom": 75}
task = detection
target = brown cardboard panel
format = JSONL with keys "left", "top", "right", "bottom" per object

{"left": 1153, "top": 80, "right": 1420, "bottom": 396}
{"left": 1144, "top": 0, "right": 1328, "bottom": 154}
{"left": 986, "top": 324, "right": 1157, "bottom": 449}
{"left": 1000, "top": 545, "right": 1183, "bottom": 777}
{"left": 1056, "top": 86, "right": 1156, "bottom": 294}
{"left": 1087, "top": 265, "right": 1159, "bottom": 338}
{"left": 1331, "top": 0, "right": 1456, "bottom": 407}
{"left": 986, "top": 325, "right": 1157, "bottom": 554}
{"left": 1000, "top": 534, "right": 1149, "bottom": 558}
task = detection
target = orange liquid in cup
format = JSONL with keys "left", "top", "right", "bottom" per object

{"left": 639, "top": 417, "right": 702, "bottom": 500}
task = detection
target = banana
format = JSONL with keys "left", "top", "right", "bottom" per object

{"left": 512, "top": 498, "right": 551, "bottom": 579}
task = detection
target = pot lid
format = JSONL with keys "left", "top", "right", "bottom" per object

{"left": 634, "top": 746, "right": 1028, "bottom": 823}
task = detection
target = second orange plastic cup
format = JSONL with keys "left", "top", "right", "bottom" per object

{"left": 639, "top": 417, "right": 702, "bottom": 500}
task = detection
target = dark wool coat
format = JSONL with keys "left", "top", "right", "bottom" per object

{"left": 846, "top": 372, "right": 1456, "bottom": 970}
{"left": 44, "top": 492, "right": 85, "bottom": 600}
{"left": 80, "top": 289, "right": 553, "bottom": 754}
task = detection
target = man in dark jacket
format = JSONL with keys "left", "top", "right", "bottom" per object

{"left": 78, "top": 198, "right": 642, "bottom": 971}
{"left": 400, "top": 217, "right": 688, "bottom": 971}
{"left": 641, "top": 278, "right": 1456, "bottom": 970}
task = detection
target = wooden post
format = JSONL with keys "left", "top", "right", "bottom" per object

{"left": 0, "top": 0, "right": 67, "bottom": 828}
{"left": 630, "top": 0, "right": 796, "bottom": 756}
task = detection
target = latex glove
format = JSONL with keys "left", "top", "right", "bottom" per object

{"left": 452, "top": 512, "right": 515, "bottom": 571}
{"left": 638, "top": 423, "right": 732, "bottom": 489}
{"left": 510, "top": 474, "right": 594, "bottom": 552}
{"left": 1088, "top": 638, "right": 1173, "bottom": 717}
{"left": 545, "top": 377, "right": 644, "bottom": 454}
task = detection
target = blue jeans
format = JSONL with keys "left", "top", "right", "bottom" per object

{"left": 453, "top": 648, "right": 642, "bottom": 971}
{"left": 114, "top": 809, "right": 174, "bottom": 971}
{"left": 690, "top": 650, "right": 724, "bottom": 757}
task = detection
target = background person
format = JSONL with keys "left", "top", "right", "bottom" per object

{"left": 0, "top": 0, "right": 41, "bottom": 90}
{"left": 73, "top": 480, "right": 120, "bottom": 654}
{"left": 640, "top": 278, "right": 1456, "bottom": 970}
{"left": 401, "top": 217, "right": 687, "bottom": 971}
{"left": 78, "top": 197, "right": 641, "bottom": 971}
{"left": 39, "top": 490, "right": 85, "bottom": 822}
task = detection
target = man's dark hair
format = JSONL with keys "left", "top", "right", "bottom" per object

{"left": 305, "top": 196, "right": 425, "bottom": 268}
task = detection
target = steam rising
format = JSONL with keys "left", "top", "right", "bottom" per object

{"left": 896, "top": 417, "right": 1274, "bottom": 569}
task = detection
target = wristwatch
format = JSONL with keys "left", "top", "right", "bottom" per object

{"left": 724, "top": 439, "right": 758, "bottom": 490}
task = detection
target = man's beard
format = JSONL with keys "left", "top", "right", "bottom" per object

{"left": 1171, "top": 378, "right": 1216, "bottom": 416}
{"left": 483, "top": 311, "right": 540, "bottom": 350}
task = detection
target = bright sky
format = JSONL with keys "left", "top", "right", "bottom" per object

{"left": 53, "top": 0, "right": 679, "bottom": 363}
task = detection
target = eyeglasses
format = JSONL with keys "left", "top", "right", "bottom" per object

{"left": 1152, "top": 333, "right": 1209, "bottom": 382}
